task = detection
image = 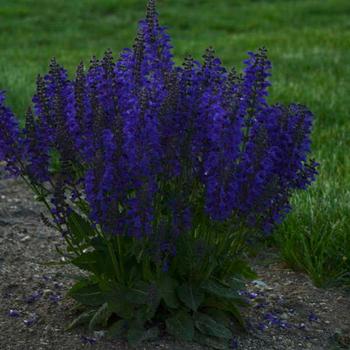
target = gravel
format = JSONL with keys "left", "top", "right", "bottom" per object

{"left": 1, "top": 173, "right": 349, "bottom": 350}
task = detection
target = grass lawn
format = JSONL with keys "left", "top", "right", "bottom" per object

{"left": 1, "top": 0, "right": 349, "bottom": 287}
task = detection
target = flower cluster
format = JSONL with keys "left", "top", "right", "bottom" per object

{"left": 0, "top": 0, "right": 317, "bottom": 238}
{"left": 0, "top": 91, "right": 22, "bottom": 175}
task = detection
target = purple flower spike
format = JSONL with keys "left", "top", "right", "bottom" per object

{"left": 8, "top": 309, "right": 20, "bottom": 318}
{"left": 0, "top": 2, "right": 317, "bottom": 236}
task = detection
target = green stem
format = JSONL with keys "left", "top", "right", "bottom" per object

{"left": 107, "top": 237, "right": 122, "bottom": 282}
{"left": 19, "top": 173, "right": 79, "bottom": 255}
{"left": 116, "top": 235, "right": 124, "bottom": 279}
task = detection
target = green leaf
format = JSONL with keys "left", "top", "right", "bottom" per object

{"left": 226, "top": 276, "right": 246, "bottom": 291}
{"left": 71, "top": 250, "right": 114, "bottom": 278}
{"left": 125, "top": 281, "right": 160, "bottom": 309}
{"left": 235, "top": 260, "right": 257, "bottom": 280}
{"left": 70, "top": 251, "right": 99, "bottom": 272}
{"left": 65, "top": 309, "right": 95, "bottom": 330}
{"left": 202, "top": 280, "right": 242, "bottom": 300}
{"left": 158, "top": 275, "right": 179, "bottom": 309}
{"left": 142, "top": 257, "right": 154, "bottom": 281}
{"left": 127, "top": 326, "right": 145, "bottom": 348}
{"left": 204, "top": 298, "right": 245, "bottom": 328}
{"left": 74, "top": 198, "right": 91, "bottom": 215}
{"left": 107, "top": 319, "right": 128, "bottom": 339}
{"left": 193, "top": 331, "right": 229, "bottom": 350}
{"left": 68, "top": 280, "right": 105, "bottom": 306}
{"left": 105, "top": 291, "right": 134, "bottom": 320}
{"left": 127, "top": 326, "right": 159, "bottom": 348}
{"left": 125, "top": 281, "right": 150, "bottom": 304}
{"left": 177, "top": 283, "right": 204, "bottom": 311}
{"left": 206, "top": 309, "right": 231, "bottom": 327}
{"left": 89, "top": 302, "right": 111, "bottom": 330}
{"left": 135, "top": 303, "right": 158, "bottom": 322}
{"left": 48, "top": 149, "right": 61, "bottom": 173}
{"left": 166, "top": 311, "right": 194, "bottom": 341}
{"left": 225, "top": 302, "right": 245, "bottom": 328}
{"left": 194, "top": 312, "right": 232, "bottom": 339}
{"left": 67, "top": 211, "right": 95, "bottom": 244}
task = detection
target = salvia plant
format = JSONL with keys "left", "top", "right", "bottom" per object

{"left": 0, "top": 0, "right": 318, "bottom": 348}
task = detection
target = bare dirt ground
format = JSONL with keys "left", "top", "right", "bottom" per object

{"left": 1, "top": 173, "right": 349, "bottom": 350}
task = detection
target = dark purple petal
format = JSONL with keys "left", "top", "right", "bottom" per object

{"left": 308, "top": 312, "right": 318, "bottom": 322}
{"left": 230, "top": 337, "right": 239, "bottom": 349}
{"left": 8, "top": 309, "right": 21, "bottom": 318}
{"left": 23, "top": 313, "right": 38, "bottom": 326}
{"left": 81, "top": 336, "right": 97, "bottom": 345}
{"left": 49, "top": 294, "right": 62, "bottom": 303}
{"left": 25, "top": 290, "right": 43, "bottom": 304}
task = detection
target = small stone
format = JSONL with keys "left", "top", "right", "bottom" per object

{"left": 252, "top": 280, "right": 269, "bottom": 288}
{"left": 43, "top": 289, "right": 52, "bottom": 296}
{"left": 93, "top": 330, "right": 106, "bottom": 339}
{"left": 281, "top": 313, "right": 289, "bottom": 320}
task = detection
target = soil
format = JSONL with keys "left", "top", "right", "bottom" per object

{"left": 1, "top": 171, "right": 349, "bottom": 350}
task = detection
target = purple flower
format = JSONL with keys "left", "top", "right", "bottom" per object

{"left": 25, "top": 290, "right": 43, "bottom": 304}
{"left": 23, "top": 313, "right": 38, "bottom": 326}
{"left": 42, "top": 275, "right": 52, "bottom": 282}
{"left": 248, "top": 292, "right": 258, "bottom": 299}
{"left": 49, "top": 294, "right": 62, "bottom": 303}
{"left": 0, "top": 0, "right": 317, "bottom": 247}
{"left": 0, "top": 91, "right": 23, "bottom": 175}
{"left": 264, "top": 312, "right": 290, "bottom": 329}
{"left": 8, "top": 309, "right": 20, "bottom": 318}
{"left": 81, "top": 336, "right": 97, "bottom": 345}
{"left": 255, "top": 302, "right": 269, "bottom": 309}
{"left": 308, "top": 312, "right": 318, "bottom": 322}
{"left": 230, "top": 337, "right": 239, "bottom": 349}
{"left": 257, "top": 322, "right": 267, "bottom": 331}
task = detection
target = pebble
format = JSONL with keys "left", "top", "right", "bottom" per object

{"left": 43, "top": 289, "right": 52, "bottom": 296}
{"left": 281, "top": 313, "right": 289, "bottom": 320}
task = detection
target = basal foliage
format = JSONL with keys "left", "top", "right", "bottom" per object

{"left": 0, "top": 1, "right": 317, "bottom": 348}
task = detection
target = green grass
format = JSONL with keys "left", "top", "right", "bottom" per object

{"left": 1, "top": 0, "right": 349, "bottom": 287}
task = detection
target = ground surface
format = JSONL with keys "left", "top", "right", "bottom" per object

{"left": 1, "top": 0, "right": 350, "bottom": 287}
{"left": 1, "top": 174, "right": 350, "bottom": 350}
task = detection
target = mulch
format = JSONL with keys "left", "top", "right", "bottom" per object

{"left": 1, "top": 174, "right": 349, "bottom": 350}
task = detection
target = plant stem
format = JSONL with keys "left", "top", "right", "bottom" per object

{"left": 116, "top": 235, "right": 124, "bottom": 279}
{"left": 107, "top": 237, "right": 122, "bottom": 282}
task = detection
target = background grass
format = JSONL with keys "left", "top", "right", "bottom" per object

{"left": 1, "top": 0, "right": 349, "bottom": 287}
